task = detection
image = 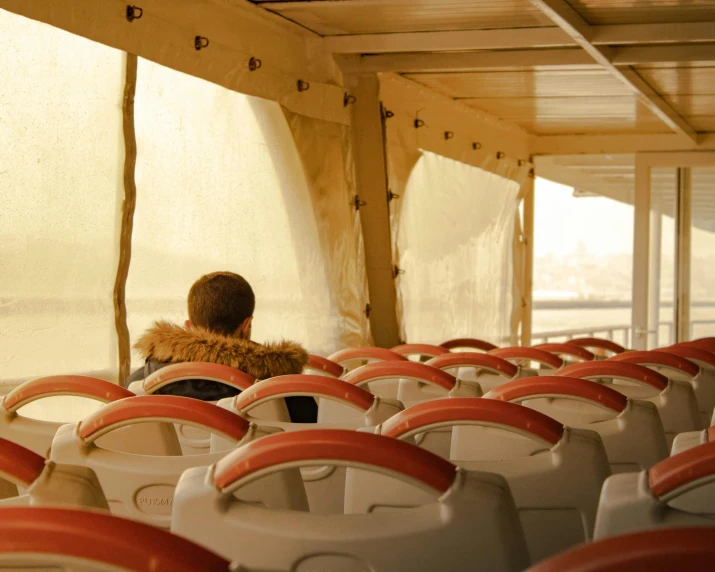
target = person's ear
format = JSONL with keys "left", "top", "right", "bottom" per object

{"left": 239, "top": 316, "right": 253, "bottom": 340}
{"left": 185, "top": 320, "right": 192, "bottom": 328}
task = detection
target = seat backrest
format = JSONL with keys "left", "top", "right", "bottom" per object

{"left": 566, "top": 337, "right": 626, "bottom": 356}
{"left": 0, "top": 437, "right": 108, "bottom": 510}
{"left": 304, "top": 354, "right": 345, "bottom": 378}
{"left": 595, "top": 439, "right": 715, "bottom": 539}
{"left": 655, "top": 347, "right": 715, "bottom": 428}
{"left": 531, "top": 527, "right": 715, "bottom": 572}
{"left": 213, "top": 375, "right": 404, "bottom": 514}
{"left": 390, "top": 343, "right": 449, "bottom": 362}
{"left": 426, "top": 352, "right": 525, "bottom": 394}
{"left": 171, "top": 429, "right": 530, "bottom": 572}
{"left": 486, "top": 376, "right": 668, "bottom": 472}
{"left": 610, "top": 350, "right": 698, "bottom": 381}
{"left": 439, "top": 338, "right": 498, "bottom": 352}
{"left": 0, "top": 376, "right": 168, "bottom": 457}
{"left": 533, "top": 343, "right": 595, "bottom": 363}
{"left": 128, "top": 362, "right": 289, "bottom": 454}
{"left": 50, "top": 395, "right": 304, "bottom": 528}
{"left": 342, "top": 361, "right": 478, "bottom": 408}
{"left": 373, "top": 398, "right": 610, "bottom": 563}
{"left": 671, "top": 425, "right": 715, "bottom": 456}
{"left": 489, "top": 347, "right": 564, "bottom": 373}
{"left": 328, "top": 347, "right": 408, "bottom": 378}
{"left": 558, "top": 361, "right": 701, "bottom": 442}
{"left": 0, "top": 507, "right": 230, "bottom": 571}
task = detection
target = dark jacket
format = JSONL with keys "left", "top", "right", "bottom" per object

{"left": 126, "top": 320, "right": 317, "bottom": 423}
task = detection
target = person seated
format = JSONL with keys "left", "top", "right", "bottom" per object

{"left": 126, "top": 271, "right": 316, "bottom": 422}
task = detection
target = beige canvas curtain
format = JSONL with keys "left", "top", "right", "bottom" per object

{"left": 125, "top": 58, "right": 367, "bottom": 361}
{"left": 1, "top": 9, "right": 368, "bottom": 387}
{"left": 0, "top": 10, "right": 124, "bottom": 387}
{"left": 382, "top": 76, "right": 533, "bottom": 345}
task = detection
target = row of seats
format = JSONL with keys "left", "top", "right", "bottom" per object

{"left": 1, "top": 335, "right": 714, "bottom": 570}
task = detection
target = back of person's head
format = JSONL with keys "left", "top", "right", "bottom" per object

{"left": 188, "top": 271, "right": 255, "bottom": 337}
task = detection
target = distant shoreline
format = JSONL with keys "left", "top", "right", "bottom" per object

{"left": 535, "top": 300, "right": 715, "bottom": 310}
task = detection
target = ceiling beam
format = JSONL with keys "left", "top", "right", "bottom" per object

{"left": 325, "top": 21, "right": 715, "bottom": 55}
{"left": 532, "top": 133, "right": 715, "bottom": 155}
{"left": 611, "top": 44, "right": 715, "bottom": 66}
{"left": 531, "top": 0, "right": 699, "bottom": 144}
{"left": 349, "top": 49, "right": 595, "bottom": 73}
{"left": 592, "top": 21, "right": 715, "bottom": 45}
{"left": 347, "top": 43, "right": 715, "bottom": 73}
{"left": 324, "top": 27, "right": 572, "bottom": 53}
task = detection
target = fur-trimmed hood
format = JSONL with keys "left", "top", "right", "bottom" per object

{"left": 134, "top": 321, "right": 308, "bottom": 380}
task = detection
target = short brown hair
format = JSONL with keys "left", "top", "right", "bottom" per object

{"left": 188, "top": 272, "right": 255, "bottom": 336}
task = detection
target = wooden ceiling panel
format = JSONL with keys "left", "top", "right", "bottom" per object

{"left": 254, "top": 0, "right": 550, "bottom": 35}
{"left": 567, "top": 0, "right": 715, "bottom": 25}
{"left": 636, "top": 66, "right": 715, "bottom": 95}
{"left": 404, "top": 69, "right": 630, "bottom": 99}
{"left": 462, "top": 95, "right": 669, "bottom": 134}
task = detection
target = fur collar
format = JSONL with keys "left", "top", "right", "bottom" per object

{"left": 134, "top": 321, "right": 308, "bottom": 379}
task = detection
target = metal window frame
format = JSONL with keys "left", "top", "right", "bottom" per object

{"left": 632, "top": 151, "right": 715, "bottom": 349}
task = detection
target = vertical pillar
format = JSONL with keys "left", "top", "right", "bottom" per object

{"left": 347, "top": 73, "right": 400, "bottom": 348}
{"left": 647, "top": 200, "right": 662, "bottom": 348}
{"left": 520, "top": 175, "right": 535, "bottom": 347}
{"left": 632, "top": 155, "right": 651, "bottom": 350}
{"left": 675, "top": 167, "right": 692, "bottom": 342}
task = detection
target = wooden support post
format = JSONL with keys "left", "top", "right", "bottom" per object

{"left": 632, "top": 155, "right": 651, "bottom": 350}
{"left": 347, "top": 73, "right": 400, "bottom": 347}
{"left": 520, "top": 176, "right": 535, "bottom": 347}
{"left": 675, "top": 167, "right": 692, "bottom": 342}
{"left": 113, "top": 53, "right": 138, "bottom": 383}
{"left": 647, "top": 200, "right": 662, "bottom": 348}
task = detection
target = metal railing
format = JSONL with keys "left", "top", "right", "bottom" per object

{"left": 530, "top": 320, "right": 715, "bottom": 348}
{"left": 531, "top": 324, "right": 632, "bottom": 347}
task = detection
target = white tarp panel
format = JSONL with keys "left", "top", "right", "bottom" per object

{"left": 127, "top": 59, "right": 366, "bottom": 359}
{"left": 0, "top": 10, "right": 124, "bottom": 386}
{"left": 394, "top": 151, "right": 520, "bottom": 345}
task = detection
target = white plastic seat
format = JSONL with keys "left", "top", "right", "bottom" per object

{"left": 305, "top": 354, "right": 345, "bottom": 378}
{"left": 50, "top": 395, "right": 304, "bottom": 528}
{"left": 0, "top": 375, "right": 176, "bottom": 457}
{"left": 370, "top": 398, "right": 610, "bottom": 563}
{"left": 486, "top": 376, "right": 668, "bottom": 473}
{"left": 128, "top": 362, "right": 290, "bottom": 455}
{"left": 565, "top": 337, "right": 627, "bottom": 358}
{"left": 340, "top": 361, "right": 481, "bottom": 412}
{"left": 656, "top": 346, "right": 715, "bottom": 428}
{"left": 611, "top": 350, "right": 710, "bottom": 429}
{"left": 0, "top": 437, "right": 108, "bottom": 510}
{"left": 329, "top": 347, "right": 408, "bottom": 398}
{"left": 439, "top": 337, "right": 498, "bottom": 352}
{"left": 533, "top": 343, "right": 596, "bottom": 365}
{"left": 213, "top": 374, "right": 404, "bottom": 514}
{"left": 557, "top": 361, "right": 701, "bottom": 445}
{"left": 390, "top": 343, "right": 450, "bottom": 362}
{"left": 426, "top": 352, "right": 531, "bottom": 394}
{"left": 681, "top": 337, "right": 715, "bottom": 354}
{"left": 530, "top": 527, "right": 715, "bottom": 572}
{"left": 489, "top": 346, "right": 565, "bottom": 374}
{"left": 0, "top": 507, "right": 230, "bottom": 571}
{"left": 594, "top": 439, "right": 715, "bottom": 539}
{"left": 671, "top": 425, "right": 715, "bottom": 455}
{"left": 171, "top": 429, "right": 530, "bottom": 571}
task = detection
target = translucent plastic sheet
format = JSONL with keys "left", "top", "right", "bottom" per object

{"left": 392, "top": 151, "right": 520, "bottom": 345}
{"left": 0, "top": 10, "right": 124, "bottom": 386}
{"left": 126, "top": 59, "right": 366, "bottom": 360}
